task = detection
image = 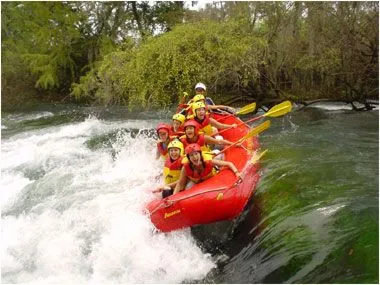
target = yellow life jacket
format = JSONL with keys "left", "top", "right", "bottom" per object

{"left": 163, "top": 156, "right": 183, "bottom": 184}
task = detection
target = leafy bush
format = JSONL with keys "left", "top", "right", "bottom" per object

{"left": 73, "top": 20, "right": 264, "bottom": 109}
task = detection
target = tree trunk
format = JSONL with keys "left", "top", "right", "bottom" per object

{"left": 131, "top": 1, "right": 145, "bottom": 38}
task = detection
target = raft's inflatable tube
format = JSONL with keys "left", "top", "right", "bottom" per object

{"left": 146, "top": 113, "right": 261, "bottom": 232}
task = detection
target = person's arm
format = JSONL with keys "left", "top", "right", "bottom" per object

{"left": 208, "top": 105, "right": 236, "bottom": 114}
{"left": 204, "top": 135, "right": 234, "bottom": 146}
{"left": 173, "top": 167, "right": 187, "bottom": 194}
{"left": 209, "top": 117, "right": 237, "bottom": 130}
{"left": 155, "top": 148, "right": 160, "bottom": 160}
{"left": 211, "top": 159, "right": 242, "bottom": 179}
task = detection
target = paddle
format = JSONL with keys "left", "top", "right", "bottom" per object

{"left": 237, "top": 102, "right": 257, "bottom": 115}
{"left": 255, "top": 100, "right": 292, "bottom": 119}
{"left": 250, "top": 149, "right": 268, "bottom": 164}
{"left": 215, "top": 100, "right": 292, "bottom": 136}
{"left": 216, "top": 102, "right": 256, "bottom": 121}
{"left": 176, "top": 92, "right": 189, "bottom": 113}
{"left": 216, "top": 120, "right": 271, "bottom": 155}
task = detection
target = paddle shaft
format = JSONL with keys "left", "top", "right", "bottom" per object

{"left": 176, "top": 93, "right": 189, "bottom": 113}
{"left": 215, "top": 115, "right": 261, "bottom": 137}
{"left": 216, "top": 120, "right": 271, "bottom": 155}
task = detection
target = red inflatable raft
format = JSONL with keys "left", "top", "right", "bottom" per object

{"left": 146, "top": 113, "right": 265, "bottom": 232}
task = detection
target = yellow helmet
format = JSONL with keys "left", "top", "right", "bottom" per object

{"left": 192, "top": 101, "right": 206, "bottom": 114}
{"left": 193, "top": 94, "right": 205, "bottom": 103}
{"left": 172, "top": 113, "right": 186, "bottom": 124}
{"left": 168, "top": 139, "right": 184, "bottom": 156}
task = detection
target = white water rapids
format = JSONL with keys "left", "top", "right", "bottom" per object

{"left": 1, "top": 115, "right": 215, "bottom": 283}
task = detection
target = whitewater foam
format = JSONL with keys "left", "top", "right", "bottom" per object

{"left": 1, "top": 116, "right": 215, "bottom": 283}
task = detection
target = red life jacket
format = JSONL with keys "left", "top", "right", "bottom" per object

{"left": 170, "top": 126, "right": 184, "bottom": 139}
{"left": 195, "top": 114, "right": 210, "bottom": 127}
{"left": 183, "top": 158, "right": 216, "bottom": 183}
{"left": 180, "top": 134, "right": 206, "bottom": 149}
{"left": 194, "top": 115, "right": 213, "bottom": 136}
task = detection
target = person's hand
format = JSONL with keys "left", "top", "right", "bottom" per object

{"left": 235, "top": 141, "right": 243, "bottom": 147}
{"left": 220, "top": 110, "right": 230, "bottom": 115}
{"left": 152, "top": 185, "right": 170, "bottom": 193}
{"left": 234, "top": 172, "right": 243, "bottom": 185}
{"left": 152, "top": 187, "right": 162, "bottom": 193}
{"left": 227, "top": 107, "right": 236, "bottom": 114}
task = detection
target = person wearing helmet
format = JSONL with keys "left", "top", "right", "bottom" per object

{"left": 189, "top": 101, "right": 237, "bottom": 136}
{"left": 183, "top": 94, "right": 210, "bottom": 118}
{"left": 153, "top": 139, "right": 185, "bottom": 198}
{"left": 194, "top": 82, "right": 207, "bottom": 94}
{"left": 193, "top": 94, "right": 207, "bottom": 103}
{"left": 155, "top": 123, "right": 172, "bottom": 160}
{"left": 179, "top": 119, "right": 237, "bottom": 153}
{"left": 193, "top": 82, "right": 236, "bottom": 115}
{"left": 171, "top": 113, "right": 186, "bottom": 138}
{"left": 179, "top": 83, "right": 236, "bottom": 116}
{"left": 173, "top": 143, "right": 242, "bottom": 194}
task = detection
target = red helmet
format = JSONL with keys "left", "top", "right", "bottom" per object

{"left": 156, "top": 123, "right": 171, "bottom": 134}
{"left": 183, "top": 119, "right": 200, "bottom": 134}
{"left": 185, "top": 143, "right": 202, "bottom": 155}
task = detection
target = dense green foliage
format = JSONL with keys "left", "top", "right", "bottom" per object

{"left": 2, "top": 1, "right": 378, "bottom": 109}
{"left": 71, "top": 20, "right": 261, "bottom": 109}
{"left": 2, "top": 2, "right": 82, "bottom": 90}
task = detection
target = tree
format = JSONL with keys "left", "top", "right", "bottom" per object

{"left": 1, "top": 1, "right": 186, "bottom": 105}
{"left": 2, "top": 1, "right": 378, "bottom": 108}
{"left": 71, "top": 20, "right": 261, "bottom": 109}
{"left": 2, "top": 2, "right": 82, "bottom": 93}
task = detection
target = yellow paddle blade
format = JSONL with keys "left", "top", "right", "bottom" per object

{"left": 264, "top": 100, "right": 292, "bottom": 118}
{"left": 240, "top": 120, "right": 271, "bottom": 141}
{"left": 250, "top": 149, "right": 268, "bottom": 163}
{"left": 236, "top": 102, "right": 256, "bottom": 115}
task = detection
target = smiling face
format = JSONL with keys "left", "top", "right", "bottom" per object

{"left": 169, "top": 147, "right": 181, "bottom": 160}
{"left": 188, "top": 151, "right": 202, "bottom": 166}
{"left": 185, "top": 126, "right": 196, "bottom": 140}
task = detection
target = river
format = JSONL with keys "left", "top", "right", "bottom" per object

{"left": 1, "top": 102, "right": 378, "bottom": 283}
